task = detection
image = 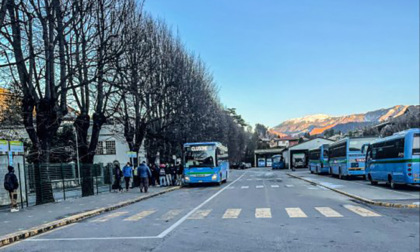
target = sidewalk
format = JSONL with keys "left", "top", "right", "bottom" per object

{"left": 287, "top": 170, "right": 420, "bottom": 208}
{"left": 0, "top": 185, "right": 179, "bottom": 240}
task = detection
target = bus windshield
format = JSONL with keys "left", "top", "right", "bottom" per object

{"left": 185, "top": 145, "right": 215, "bottom": 168}
{"left": 273, "top": 156, "right": 281, "bottom": 163}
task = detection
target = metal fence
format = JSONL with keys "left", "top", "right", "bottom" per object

{"left": 18, "top": 162, "right": 115, "bottom": 207}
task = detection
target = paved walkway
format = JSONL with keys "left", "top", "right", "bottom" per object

{"left": 287, "top": 170, "right": 420, "bottom": 207}
{"left": 0, "top": 185, "right": 177, "bottom": 237}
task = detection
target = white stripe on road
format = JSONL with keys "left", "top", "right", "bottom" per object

{"left": 344, "top": 205, "right": 381, "bottom": 217}
{"left": 157, "top": 172, "right": 247, "bottom": 238}
{"left": 271, "top": 185, "right": 280, "bottom": 188}
{"left": 256, "top": 185, "right": 264, "bottom": 189}
{"left": 227, "top": 186, "right": 235, "bottom": 189}
{"left": 285, "top": 184, "right": 294, "bottom": 187}
{"left": 255, "top": 208, "right": 272, "bottom": 218}
{"left": 241, "top": 186, "right": 249, "bottom": 189}
{"left": 285, "top": 208, "right": 307, "bottom": 218}
{"left": 188, "top": 210, "right": 212, "bottom": 220}
{"left": 222, "top": 209, "right": 242, "bottom": 219}
{"left": 124, "top": 210, "right": 156, "bottom": 221}
{"left": 91, "top": 211, "right": 128, "bottom": 222}
{"left": 159, "top": 209, "right": 183, "bottom": 221}
{"left": 315, "top": 207, "right": 343, "bottom": 217}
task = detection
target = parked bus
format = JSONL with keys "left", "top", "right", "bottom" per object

{"left": 258, "top": 158, "right": 266, "bottom": 167}
{"left": 183, "top": 142, "right": 229, "bottom": 185}
{"left": 308, "top": 144, "right": 330, "bottom": 174}
{"left": 329, "top": 137, "right": 376, "bottom": 179}
{"left": 365, "top": 128, "right": 420, "bottom": 189}
{"left": 272, "top": 154, "right": 285, "bottom": 169}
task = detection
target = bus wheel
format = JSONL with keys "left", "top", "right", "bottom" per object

{"left": 338, "top": 169, "right": 343, "bottom": 179}
{"left": 368, "top": 174, "right": 378, "bottom": 185}
{"left": 388, "top": 176, "right": 398, "bottom": 189}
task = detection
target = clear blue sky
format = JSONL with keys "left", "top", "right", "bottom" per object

{"left": 144, "top": 0, "right": 419, "bottom": 128}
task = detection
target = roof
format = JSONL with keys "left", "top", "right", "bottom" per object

{"left": 254, "top": 148, "right": 285, "bottom": 154}
{"left": 371, "top": 128, "right": 420, "bottom": 145}
{"left": 283, "top": 138, "right": 334, "bottom": 151}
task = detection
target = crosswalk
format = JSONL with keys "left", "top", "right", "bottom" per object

{"left": 225, "top": 184, "right": 326, "bottom": 190}
{"left": 89, "top": 205, "right": 381, "bottom": 224}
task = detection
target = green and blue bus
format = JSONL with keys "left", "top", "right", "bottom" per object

{"left": 329, "top": 137, "right": 376, "bottom": 179}
{"left": 365, "top": 128, "right": 420, "bottom": 189}
{"left": 183, "top": 142, "right": 229, "bottom": 185}
{"left": 308, "top": 144, "right": 330, "bottom": 174}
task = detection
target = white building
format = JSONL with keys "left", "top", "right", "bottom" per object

{"left": 282, "top": 138, "right": 334, "bottom": 170}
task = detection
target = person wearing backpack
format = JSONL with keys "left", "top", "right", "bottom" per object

{"left": 4, "top": 166, "right": 19, "bottom": 212}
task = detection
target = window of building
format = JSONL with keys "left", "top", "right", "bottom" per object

{"left": 96, "top": 141, "right": 104, "bottom": 155}
{"left": 105, "top": 141, "right": 116, "bottom": 155}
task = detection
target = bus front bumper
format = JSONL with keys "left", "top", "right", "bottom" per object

{"left": 347, "top": 167, "right": 365, "bottom": 176}
{"left": 184, "top": 174, "right": 219, "bottom": 184}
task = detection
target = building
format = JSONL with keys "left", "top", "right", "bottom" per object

{"left": 269, "top": 136, "right": 299, "bottom": 148}
{"left": 282, "top": 138, "right": 334, "bottom": 170}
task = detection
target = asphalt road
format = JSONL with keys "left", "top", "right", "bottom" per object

{"left": 3, "top": 168, "right": 419, "bottom": 252}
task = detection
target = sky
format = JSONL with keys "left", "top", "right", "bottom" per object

{"left": 144, "top": 0, "right": 419, "bottom": 128}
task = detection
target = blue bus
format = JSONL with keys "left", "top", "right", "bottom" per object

{"left": 272, "top": 154, "right": 285, "bottom": 169}
{"left": 308, "top": 144, "right": 330, "bottom": 174}
{"left": 329, "top": 137, "right": 376, "bottom": 179}
{"left": 183, "top": 142, "right": 229, "bottom": 185}
{"left": 365, "top": 128, "right": 420, "bottom": 189}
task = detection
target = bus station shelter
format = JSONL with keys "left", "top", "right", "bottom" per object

{"left": 254, "top": 148, "right": 284, "bottom": 167}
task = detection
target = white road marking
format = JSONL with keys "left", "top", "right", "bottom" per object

{"left": 271, "top": 185, "right": 280, "bottom": 188}
{"left": 223, "top": 209, "right": 242, "bottom": 219}
{"left": 246, "top": 179, "right": 252, "bottom": 181}
{"left": 159, "top": 209, "right": 183, "bottom": 221}
{"left": 306, "top": 186, "right": 318, "bottom": 190}
{"left": 315, "top": 207, "right": 343, "bottom": 217}
{"left": 285, "top": 208, "right": 307, "bottom": 218}
{"left": 188, "top": 209, "right": 212, "bottom": 220}
{"left": 91, "top": 211, "right": 128, "bottom": 223}
{"left": 344, "top": 205, "right": 381, "bottom": 217}
{"left": 156, "top": 172, "right": 247, "bottom": 238}
{"left": 285, "top": 184, "right": 294, "bottom": 187}
{"left": 227, "top": 186, "right": 235, "bottom": 189}
{"left": 255, "top": 208, "right": 272, "bottom": 218}
{"left": 124, "top": 210, "right": 156, "bottom": 221}
{"left": 256, "top": 185, "right": 264, "bottom": 189}
{"left": 241, "top": 186, "right": 249, "bottom": 189}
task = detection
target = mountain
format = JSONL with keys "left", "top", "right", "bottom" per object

{"left": 271, "top": 105, "right": 411, "bottom": 136}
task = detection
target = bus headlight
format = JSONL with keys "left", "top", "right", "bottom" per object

{"left": 212, "top": 174, "right": 217, "bottom": 180}
{"left": 185, "top": 176, "right": 190, "bottom": 181}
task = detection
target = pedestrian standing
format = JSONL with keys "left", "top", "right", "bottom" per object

{"left": 122, "top": 162, "right": 132, "bottom": 191}
{"left": 165, "top": 163, "right": 171, "bottom": 186}
{"left": 113, "top": 161, "right": 123, "bottom": 192}
{"left": 152, "top": 164, "right": 160, "bottom": 186}
{"left": 138, "top": 161, "right": 152, "bottom": 193}
{"left": 4, "top": 166, "right": 19, "bottom": 212}
{"left": 177, "top": 163, "right": 184, "bottom": 186}
{"left": 149, "top": 164, "right": 156, "bottom": 186}
{"left": 159, "top": 164, "right": 166, "bottom": 187}
{"left": 170, "top": 164, "right": 177, "bottom": 186}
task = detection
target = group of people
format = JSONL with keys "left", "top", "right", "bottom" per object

{"left": 112, "top": 161, "right": 184, "bottom": 193}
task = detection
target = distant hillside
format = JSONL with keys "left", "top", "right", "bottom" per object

{"left": 271, "top": 105, "right": 412, "bottom": 136}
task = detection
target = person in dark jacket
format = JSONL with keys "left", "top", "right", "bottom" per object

{"left": 152, "top": 164, "right": 160, "bottom": 186}
{"left": 4, "top": 166, "right": 19, "bottom": 212}
{"left": 137, "top": 161, "right": 152, "bottom": 193}
{"left": 170, "top": 164, "right": 177, "bottom": 186}
{"left": 113, "top": 161, "right": 123, "bottom": 192}
{"left": 177, "top": 163, "right": 184, "bottom": 186}
{"left": 165, "top": 164, "right": 171, "bottom": 186}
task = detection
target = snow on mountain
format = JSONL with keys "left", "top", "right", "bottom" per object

{"left": 271, "top": 105, "right": 410, "bottom": 136}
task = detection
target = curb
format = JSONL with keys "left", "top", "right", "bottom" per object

{"left": 287, "top": 173, "right": 419, "bottom": 209}
{"left": 0, "top": 186, "right": 180, "bottom": 248}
